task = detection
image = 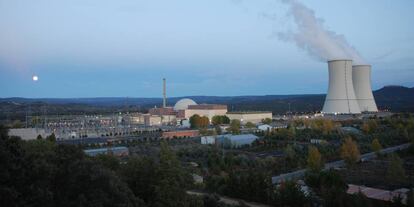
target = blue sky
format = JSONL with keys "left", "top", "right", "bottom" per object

{"left": 0, "top": 0, "right": 413, "bottom": 98}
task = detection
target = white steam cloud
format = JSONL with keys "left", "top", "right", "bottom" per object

{"left": 278, "top": 0, "right": 366, "bottom": 64}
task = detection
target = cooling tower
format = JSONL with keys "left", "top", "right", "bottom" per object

{"left": 322, "top": 60, "right": 361, "bottom": 114}
{"left": 352, "top": 65, "right": 378, "bottom": 112}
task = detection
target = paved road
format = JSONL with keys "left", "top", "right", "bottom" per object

{"left": 272, "top": 143, "right": 412, "bottom": 184}
{"left": 187, "top": 191, "right": 271, "bottom": 207}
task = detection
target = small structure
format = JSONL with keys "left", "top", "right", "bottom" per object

{"left": 347, "top": 184, "right": 408, "bottom": 204}
{"left": 310, "top": 139, "right": 326, "bottom": 145}
{"left": 217, "top": 134, "right": 258, "bottom": 148}
{"left": 192, "top": 174, "right": 204, "bottom": 184}
{"left": 201, "top": 136, "right": 216, "bottom": 145}
{"left": 258, "top": 124, "right": 273, "bottom": 131}
{"left": 84, "top": 146, "right": 129, "bottom": 157}
{"left": 180, "top": 119, "right": 191, "bottom": 128}
{"left": 271, "top": 122, "right": 289, "bottom": 129}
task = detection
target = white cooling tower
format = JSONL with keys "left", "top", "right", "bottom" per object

{"left": 322, "top": 59, "right": 361, "bottom": 114}
{"left": 352, "top": 65, "right": 378, "bottom": 112}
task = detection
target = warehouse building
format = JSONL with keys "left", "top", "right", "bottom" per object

{"left": 8, "top": 128, "right": 52, "bottom": 140}
{"left": 177, "top": 104, "right": 228, "bottom": 121}
{"left": 216, "top": 134, "right": 258, "bottom": 148}
{"left": 226, "top": 111, "right": 272, "bottom": 124}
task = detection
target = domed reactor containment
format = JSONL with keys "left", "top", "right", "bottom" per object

{"left": 322, "top": 59, "right": 378, "bottom": 114}
{"left": 174, "top": 98, "right": 197, "bottom": 111}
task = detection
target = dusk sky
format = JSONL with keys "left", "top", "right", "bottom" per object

{"left": 1, "top": 0, "right": 413, "bottom": 98}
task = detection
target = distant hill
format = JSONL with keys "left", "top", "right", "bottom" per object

{"left": 1, "top": 86, "right": 413, "bottom": 121}
{"left": 0, "top": 94, "right": 315, "bottom": 107}
{"left": 374, "top": 85, "right": 414, "bottom": 112}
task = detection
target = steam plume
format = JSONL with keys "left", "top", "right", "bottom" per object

{"left": 279, "top": 0, "right": 366, "bottom": 64}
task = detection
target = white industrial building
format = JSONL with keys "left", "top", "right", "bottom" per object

{"left": 177, "top": 104, "right": 228, "bottom": 121}
{"left": 8, "top": 128, "right": 52, "bottom": 140}
{"left": 258, "top": 124, "right": 273, "bottom": 131}
{"left": 217, "top": 134, "right": 258, "bottom": 148}
{"left": 200, "top": 136, "right": 216, "bottom": 145}
{"left": 226, "top": 111, "right": 272, "bottom": 124}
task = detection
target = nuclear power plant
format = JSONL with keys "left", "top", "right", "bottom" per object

{"left": 352, "top": 65, "right": 378, "bottom": 112}
{"left": 322, "top": 60, "right": 378, "bottom": 114}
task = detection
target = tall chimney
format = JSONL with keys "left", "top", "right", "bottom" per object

{"left": 163, "top": 78, "right": 166, "bottom": 108}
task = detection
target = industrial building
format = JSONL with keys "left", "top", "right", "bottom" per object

{"left": 178, "top": 104, "right": 228, "bottom": 120}
{"left": 161, "top": 130, "right": 199, "bottom": 138}
{"left": 8, "top": 128, "right": 52, "bottom": 140}
{"left": 322, "top": 60, "right": 378, "bottom": 114}
{"left": 216, "top": 134, "right": 258, "bottom": 148}
{"left": 226, "top": 111, "right": 272, "bottom": 124}
{"left": 201, "top": 136, "right": 216, "bottom": 145}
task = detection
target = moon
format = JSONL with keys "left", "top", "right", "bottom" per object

{"left": 32, "top": 75, "right": 39, "bottom": 82}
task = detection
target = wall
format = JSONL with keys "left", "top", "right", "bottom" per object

{"left": 162, "top": 130, "right": 200, "bottom": 138}
{"left": 226, "top": 112, "right": 272, "bottom": 124}
{"left": 184, "top": 109, "right": 228, "bottom": 121}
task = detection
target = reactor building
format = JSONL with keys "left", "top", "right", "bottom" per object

{"left": 322, "top": 59, "right": 378, "bottom": 114}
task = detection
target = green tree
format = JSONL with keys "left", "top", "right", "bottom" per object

{"left": 228, "top": 120, "right": 241, "bottom": 135}
{"left": 94, "top": 154, "right": 120, "bottom": 171}
{"left": 152, "top": 141, "right": 192, "bottom": 207}
{"left": 245, "top": 122, "right": 256, "bottom": 129}
{"left": 407, "top": 189, "right": 414, "bottom": 207}
{"left": 190, "top": 114, "right": 201, "bottom": 129}
{"left": 307, "top": 146, "right": 323, "bottom": 172}
{"left": 305, "top": 170, "right": 348, "bottom": 207}
{"left": 120, "top": 156, "right": 158, "bottom": 204}
{"left": 262, "top": 118, "right": 272, "bottom": 124}
{"left": 340, "top": 137, "right": 360, "bottom": 167}
{"left": 349, "top": 191, "right": 372, "bottom": 207}
{"left": 273, "top": 181, "right": 310, "bottom": 207}
{"left": 36, "top": 134, "right": 43, "bottom": 140}
{"left": 284, "top": 145, "right": 296, "bottom": 160}
{"left": 322, "top": 119, "right": 335, "bottom": 135}
{"left": 386, "top": 153, "right": 406, "bottom": 183}
{"left": 189, "top": 115, "right": 209, "bottom": 129}
{"left": 371, "top": 138, "right": 382, "bottom": 156}
{"left": 0, "top": 126, "right": 144, "bottom": 207}
{"left": 46, "top": 133, "right": 56, "bottom": 142}
{"left": 214, "top": 125, "right": 222, "bottom": 135}
{"left": 53, "top": 158, "right": 143, "bottom": 207}
{"left": 211, "top": 115, "right": 230, "bottom": 125}
{"left": 362, "top": 120, "right": 378, "bottom": 135}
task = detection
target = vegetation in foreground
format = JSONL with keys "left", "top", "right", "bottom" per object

{"left": 2, "top": 113, "right": 414, "bottom": 206}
